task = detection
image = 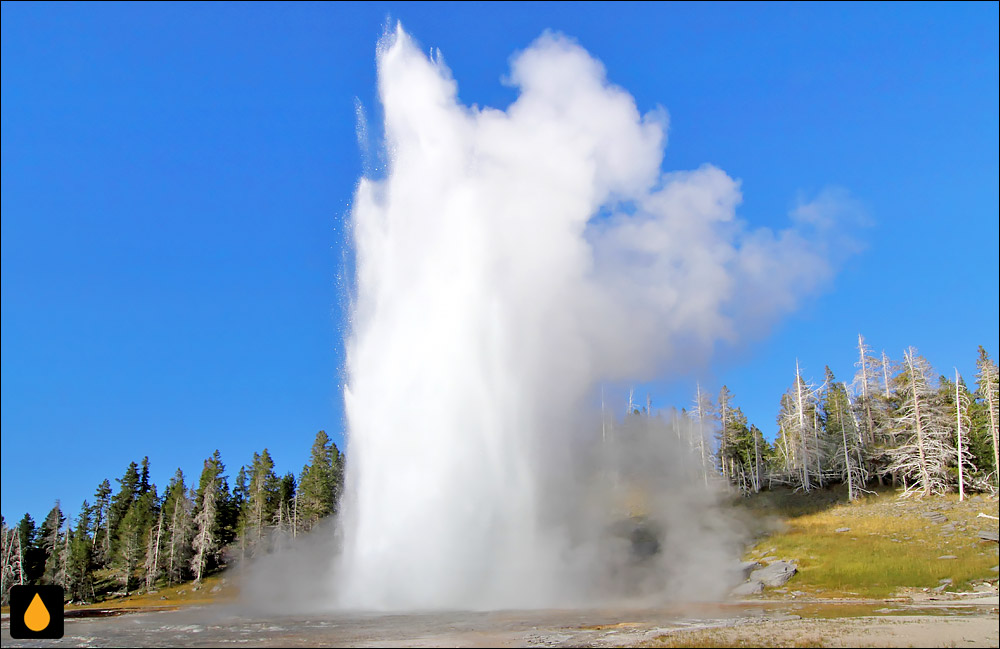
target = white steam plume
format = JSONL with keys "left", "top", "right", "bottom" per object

{"left": 335, "top": 25, "right": 853, "bottom": 610}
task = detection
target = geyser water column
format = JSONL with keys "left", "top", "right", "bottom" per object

{"left": 337, "top": 25, "right": 847, "bottom": 610}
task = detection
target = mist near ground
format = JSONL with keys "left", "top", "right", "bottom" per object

{"left": 314, "top": 24, "right": 852, "bottom": 610}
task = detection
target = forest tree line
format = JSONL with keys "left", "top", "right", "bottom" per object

{"left": 682, "top": 339, "right": 998, "bottom": 501}
{"left": 1, "top": 431, "right": 343, "bottom": 604}
{"left": 1, "top": 338, "right": 997, "bottom": 605}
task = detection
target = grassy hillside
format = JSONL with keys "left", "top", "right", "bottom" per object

{"left": 736, "top": 486, "right": 1000, "bottom": 599}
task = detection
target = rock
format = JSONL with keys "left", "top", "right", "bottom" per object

{"left": 749, "top": 561, "right": 797, "bottom": 587}
{"left": 835, "top": 527, "right": 850, "bottom": 533}
{"left": 759, "top": 555, "right": 778, "bottom": 563}
{"left": 939, "top": 578, "right": 953, "bottom": 584}
{"left": 932, "top": 583, "right": 948, "bottom": 593}
{"left": 938, "top": 555, "right": 958, "bottom": 560}
{"left": 731, "top": 580, "right": 763, "bottom": 596}
{"left": 737, "top": 561, "right": 762, "bottom": 581}
{"left": 210, "top": 585, "right": 222, "bottom": 593}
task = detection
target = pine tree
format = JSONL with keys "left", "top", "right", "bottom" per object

{"left": 66, "top": 501, "right": 94, "bottom": 602}
{"left": 108, "top": 462, "right": 141, "bottom": 560}
{"left": 276, "top": 473, "right": 296, "bottom": 531}
{"left": 191, "top": 451, "right": 228, "bottom": 580}
{"left": 90, "top": 479, "right": 112, "bottom": 568}
{"left": 747, "top": 424, "right": 770, "bottom": 492}
{"left": 244, "top": 449, "right": 279, "bottom": 553}
{"left": 143, "top": 511, "right": 163, "bottom": 592}
{"left": 161, "top": 469, "right": 193, "bottom": 585}
{"left": 824, "top": 376, "right": 868, "bottom": 501}
{"left": 297, "top": 431, "right": 337, "bottom": 531}
{"left": 39, "top": 502, "right": 65, "bottom": 587}
{"left": 113, "top": 489, "right": 156, "bottom": 594}
{"left": 16, "top": 514, "right": 42, "bottom": 583}
{"left": 233, "top": 465, "right": 250, "bottom": 561}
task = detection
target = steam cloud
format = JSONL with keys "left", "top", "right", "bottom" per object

{"left": 334, "top": 25, "right": 853, "bottom": 610}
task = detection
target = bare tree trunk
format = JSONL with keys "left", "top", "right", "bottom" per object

{"left": 983, "top": 360, "right": 1000, "bottom": 492}
{"left": 796, "top": 361, "right": 811, "bottom": 492}
{"left": 907, "top": 351, "right": 932, "bottom": 496}
{"left": 882, "top": 350, "right": 891, "bottom": 398}
{"left": 956, "top": 369, "right": 966, "bottom": 501}
{"left": 168, "top": 505, "right": 178, "bottom": 584}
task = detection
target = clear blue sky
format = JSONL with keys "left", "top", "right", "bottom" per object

{"left": 3, "top": 2, "right": 997, "bottom": 524}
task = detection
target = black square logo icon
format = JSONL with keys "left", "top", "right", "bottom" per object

{"left": 9, "top": 585, "right": 64, "bottom": 639}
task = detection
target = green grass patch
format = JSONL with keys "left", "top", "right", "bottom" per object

{"left": 740, "top": 489, "right": 999, "bottom": 598}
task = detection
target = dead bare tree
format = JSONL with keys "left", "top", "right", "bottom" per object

{"left": 779, "top": 361, "right": 824, "bottom": 492}
{"left": 691, "top": 383, "right": 715, "bottom": 486}
{"left": 191, "top": 479, "right": 218, "bottom": 584}
{"left": 886, "top": 348, "right": 954, "bottom": 498}
{"left": 953, "top": 369, "right": 975, "bottom": 501}
{"left": 0, "top": 524, "right": 25, "bottom": 605}
{"left": 976, "top": 347, "right": 999, "bottom": 493}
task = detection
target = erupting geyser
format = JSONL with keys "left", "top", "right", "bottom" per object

{"left": 335, "top": 25, "right": 847, "bottom": 610}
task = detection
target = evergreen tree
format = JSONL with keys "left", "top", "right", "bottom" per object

{"left": 66, "top": 501, "right": 94, "bottom": 601}
{"left": 17, "top": 514, "right": 42, "bottom": 583}
{"left": 38, "top": 502, "right": 65, "bottom": 587}
{"left": 191, "top": 451, "right": 228, "bottom": 579}
{"left": 108, "top": 461, "right": 141, "bottom": 556}
{"left": 298, "top": 431, "right": 337, "bottom": 531}
{"left": 113, "top": 489, "right": 156, "bottom": 593}
{"left": 143, "top": 510, "right": 164, "bottom": 592}
{"left": 139, "top": 456, "right": 152, "bottom": 496}
{"left": 244, "top": 449, "right": 279, "bottom": 553}
{"left": 823, "top": 374, "right": 868, "bottom": 501}
{"left": 276, "top": 472, "right": 296, "bottom": 533}
{"left": 161, "top": 469, "right": 193, "bottom": 584}
{"left": 90, "top": 479, "right": 113, "bottom": 567}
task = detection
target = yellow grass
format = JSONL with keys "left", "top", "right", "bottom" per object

{"left": 67, "top": 573, "right": 236, "bottom": 611}
{"left": 741, "top": 489, "right": 1000, "bottom": 598}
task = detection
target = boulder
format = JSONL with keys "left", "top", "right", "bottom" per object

{"left": 749, "top": 560, "right": 797, "bottom": 587}
{"left": 737, "top": 561, "right": 762, "bottom": 581}
{"left": 731, "top": 580, "right": 763, "bottom": 596}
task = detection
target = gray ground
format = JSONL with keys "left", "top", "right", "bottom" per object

{"left": 3, "top": 597, "right": 998, "bottom": 648}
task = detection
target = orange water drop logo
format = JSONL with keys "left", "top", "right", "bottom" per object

{"left": 24, "top": 592, "right": 51, "bottom": 632}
